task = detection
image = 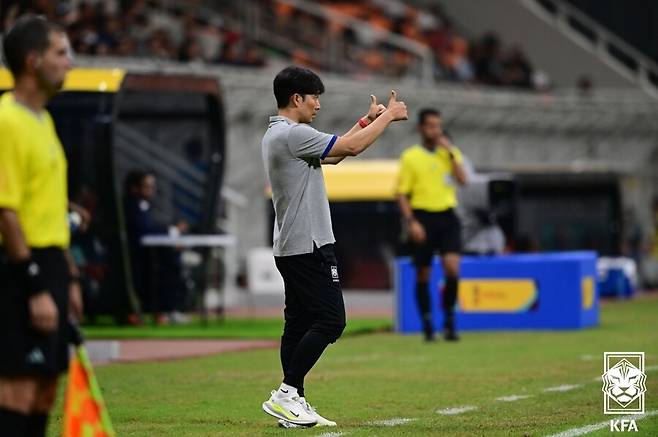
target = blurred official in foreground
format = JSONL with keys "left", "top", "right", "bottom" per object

{"left": 0, "top": 15, "right": 82, "bottom": 437}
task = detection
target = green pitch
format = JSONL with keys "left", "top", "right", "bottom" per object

{"left": 49, "top": 296, "right": 658, "bottom": 436}
{"left": 81, "top": 317, "right": 391, "bottom": 339}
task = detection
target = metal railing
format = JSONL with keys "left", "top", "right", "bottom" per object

{"left": 522, "top": 0, "right": 658, "bottom": 98}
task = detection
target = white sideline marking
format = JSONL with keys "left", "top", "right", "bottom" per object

{"left": 543, "top": 384, "right": 582, "bottom": 393}
{"left": 544, "top": 410, "right": 658, "bottom": 437}
{"left": 436, "top": 406, "right": 478, "bottom": 415}
{"left": 315, "top": 433, "right": 345, "bottom": 437}
{"left": 496, "top": 394, "right": 532, "bottom": 402}
{"left": 368, "top": 417, "right": 416, "bottom": 426}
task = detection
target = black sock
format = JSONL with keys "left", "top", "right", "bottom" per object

{"left": 25, "top": 413, "right": 48, "bottom": 437}
{"left": 283, "top": 330, "right": 331, "bottom": 390}
{"left": 443, "top": 276, "right": 459, "bottom": 332}
{"left": 0, "top": 407, "right": 28, "bottom": 437}
{"left": 415, "top": 281, "right": 431, "bottom": 320}
{"left": 442, "top": 276, "right": 459, "bottom": 311}
{"left": 416, "top": 281, "right": 433, "bottom": 337}
{"left": 281, "top": 331, "right": 306, "bottom": 397}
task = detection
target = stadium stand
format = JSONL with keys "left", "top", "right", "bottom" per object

{"left": 0, "top": 0, "right": 266, "bottom": 66}
{"left": 435, "top": 0, "right": 658, "bottom": 97}
{"left": 2, "top": 0, "right": 540, "bottom": 89}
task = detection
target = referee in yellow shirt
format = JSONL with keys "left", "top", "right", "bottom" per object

{"left": 0, "top": 16, "right": 82, "bottom": 436}
{"left": 397, "top": 108, "right": 467, "bottom": 342}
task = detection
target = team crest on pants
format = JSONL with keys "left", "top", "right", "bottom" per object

{"left": 330, "top": 266, "right": 339, "bottom": 282}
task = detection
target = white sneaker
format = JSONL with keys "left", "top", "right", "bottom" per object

{"left": 299, "top": 397, "right": 337, "bottom": 427}
{"left": 277, "top": 419, "right": 307, "bottom": 428}
{"left": 262, "top": 391, "right": 317, "bottom": 426}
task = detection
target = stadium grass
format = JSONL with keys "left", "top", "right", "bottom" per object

{"left": 82, "top": 317, "right": 392, "bottom": 339}
{"left": 48, "top": 296, "right": 658, "bottom": 436}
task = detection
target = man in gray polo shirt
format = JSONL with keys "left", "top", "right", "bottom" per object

{"left": 261, "top": 66, "right": 407, "bottom": 428}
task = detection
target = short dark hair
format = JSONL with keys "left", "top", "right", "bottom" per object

{"left": 2, "top": 15, "right": 63, "bottom": 78}
{"left": 442, "top": 129, "right": 452, "bottom": 141}
{"left": 123, "top": 170, "right": 154, "bottom": 195}
{"left": 273, "top": 66, "right": 325, "bottom": 108}
{"left": 418, "top": 108, "right": 441, "bottom": 125}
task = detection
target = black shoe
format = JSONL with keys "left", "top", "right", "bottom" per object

{"left": 423, "top": 320, "right": 435, "bottom": 342}
{"left": 443, "top": 313, "right": 459, "bottom": 341}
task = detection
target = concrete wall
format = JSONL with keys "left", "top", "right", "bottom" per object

{"left": 436, "top": 0, "right": 634, "bottom": 88}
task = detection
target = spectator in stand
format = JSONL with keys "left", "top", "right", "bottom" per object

{"left": 502, "top": 47, "right": 533, "bottom": 88}
{"left": 434, "top": 21, "right": 473, "bottom": 81}
{"left": 2, "top": 0, "right": 264, "bottom": 66}
{"left": 474, "top": 32, "right": 505, "bottom": 85}
{"left": 577, "top": 75, "right": 594, "bottom": 96}
{"left": 195, "top": 17, "right": 223, "bottom": 62}
{"left": 178, "top": 36, "right": 203, "bottom": 63}
{"left": 146, "top": 28, "right": 175, "bottom": 59}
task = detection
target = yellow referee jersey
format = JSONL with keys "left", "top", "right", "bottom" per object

{"left": 397, "top": 144, "right": 463, "bottom": 212}
{"left": 0, "top": 92, "right": 70, "bottom": 248}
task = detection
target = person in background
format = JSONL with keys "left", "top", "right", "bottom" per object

{"left": 397, "top": 109, "right": 467, "bottom": 342}
{"left": 123, "top": 171, "right": 188, "bottom": 325}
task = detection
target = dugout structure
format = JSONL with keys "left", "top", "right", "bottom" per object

{"left": 0, "top": 67, "right": 226, "bottom": 323}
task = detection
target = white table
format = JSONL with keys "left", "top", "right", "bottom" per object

{"left": 141, "top": 234, "right": 237, "bottom": 248}
{"left": 140, "top": 234, "right": 237, "bottom": 323}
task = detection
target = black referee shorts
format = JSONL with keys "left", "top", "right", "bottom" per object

{"left": 0, "top": 247, "right": 70, "bottom": 377}
{"left": 411, "top": 208, "right": 462, "bottom": 267}
{"left": 274, "top": 244, "right": 346, "bottom": 343}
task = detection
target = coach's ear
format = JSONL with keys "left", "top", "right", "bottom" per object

{"left": 290, "top": 93, "right": 303, "bottom": 108}
{"left": 25, "top": 51, "right": 42, "bottom": 72}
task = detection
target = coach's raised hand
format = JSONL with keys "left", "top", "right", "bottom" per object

{"left": 325, "top": 90, "right": 408, "bottom": 158}
{"left": 366, "top": 94, "right": 387, "bottom": 121}
{"left": 386, "top": 90, "right": 408, "bottom": 121}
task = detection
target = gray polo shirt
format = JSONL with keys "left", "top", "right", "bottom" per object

{"left": 262, "top": 115, "right": 338, "bottom": 256}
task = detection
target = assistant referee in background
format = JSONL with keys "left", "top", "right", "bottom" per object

{"left": 397, "top": 108, "right": 467, "bottom": 342}
{"left": 0, "top": 16, "right": 82, "bottom": 436}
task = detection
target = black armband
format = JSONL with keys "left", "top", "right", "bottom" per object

{"left": 9, "top": 258, "right": 48, "bottom": 296}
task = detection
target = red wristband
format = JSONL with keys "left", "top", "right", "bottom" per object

{"left": 358, "top": 117, "right": 370, "bottom": 128}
